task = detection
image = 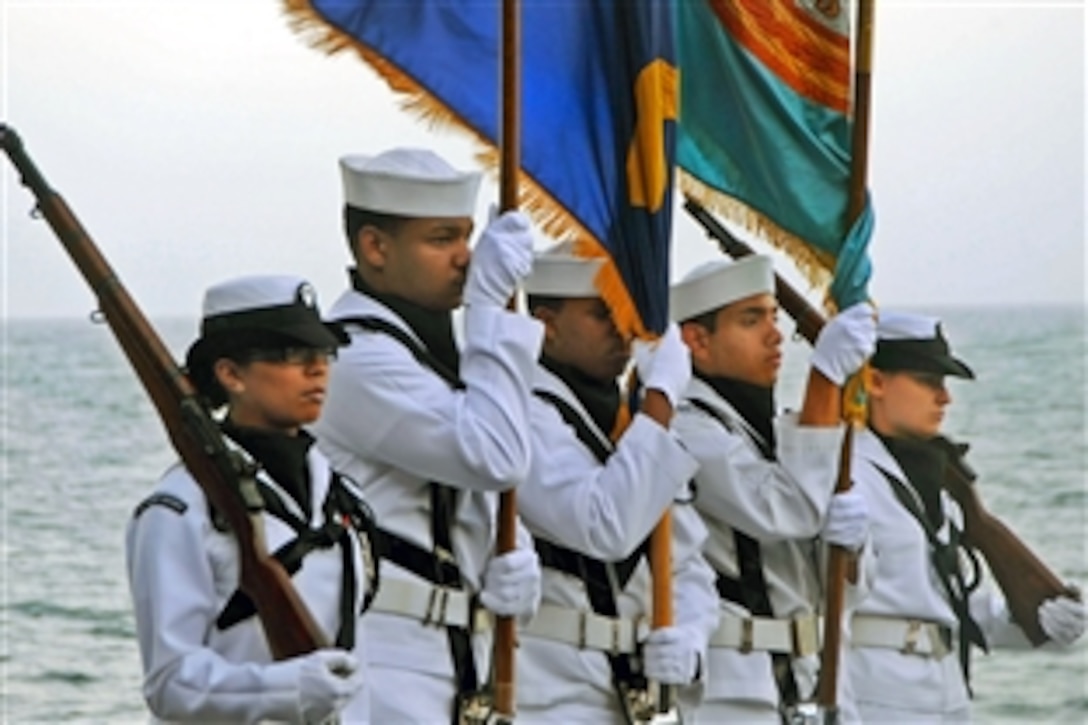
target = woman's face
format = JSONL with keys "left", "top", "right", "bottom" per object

{"left": 868, "top": 368, "right": 952, "bottom": 440}
{"left": 215, "top": 347, "right": 334, "bottom": 432}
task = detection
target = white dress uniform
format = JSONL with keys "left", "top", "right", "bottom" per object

{"left": 515, "top": 364, "right": 718, "bottom": 724}
{"left": 847, "top": 427, "right": 1040, "bottom": 723}
{"left": 673, "top": 376, "right": 849, "bottom": 722}
{"left": 313, "top": 290, "right": 542, "bottom": 721}
{"left": 126, "top": 444, "right": 372, "bottom": 724}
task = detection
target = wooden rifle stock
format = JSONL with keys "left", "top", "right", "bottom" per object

{"left": 934, "top": 437, "right": 1073, "bottom": 646}
{"left": 1, "top": 124, "right": 327, "bottom": 659}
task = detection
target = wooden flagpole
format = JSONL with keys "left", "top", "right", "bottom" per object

{"left": 817, "top": 0, "right": 876, "bottom": 718}
{"left": 493, "top": 0, "right": 521, "bottom": 720}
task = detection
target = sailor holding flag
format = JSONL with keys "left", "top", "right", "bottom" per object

{"left": 669, "top": 255, "right": 877, "bottom": 723}
{"left": 512, "top": 243, "right": 718, "bottom": 724}
{"left": 312, "top": 148, "right": 544, "bottom": 724}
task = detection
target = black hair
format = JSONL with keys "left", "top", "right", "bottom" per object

{"left": 343, "top": 206, "right": 409, "bottom": 258}
{"left": 185, "top": 330, "right": 305, "bottom": 409}
{"left": 681, "top": 308, "right": 720, "bottom": 333}
{"left": 526, "top": 295, "right": 567, "bottom": 316}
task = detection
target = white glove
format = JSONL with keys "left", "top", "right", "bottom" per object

{"left": 1038, "top": 593, "right": 1086, "bottom": 646}
{"left": 810, "top": 302, "right": 877, "bottom": 385}
{"left": 463, "top": 209, "right": 534, "bottom": 308}
{"left": 632, "top": 323, "right": 691, "bottom": 407}
{"left": 287, "top": 649, "right": 364, "bottom": 724}
{"left": 822, "top": 488, "right": 869, "bottom": 552}
{"left": 642, "top": 626, "right": 700, "bottom": 686}
{"left": 480, "top": 546, "right": 541, "bottom": 621}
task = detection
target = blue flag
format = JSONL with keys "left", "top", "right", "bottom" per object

{"left": 287, "top": 0, "right": 678, "bottom": 336}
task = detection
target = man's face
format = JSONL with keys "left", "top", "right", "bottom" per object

{"left": 868, "top": 369, "right": 952, "bottom": 439}
{"left": 364, "top": 216, "right": 474, "bottom": 310}
{"left": 683, "top": 292, "right": 782, "bottom": 387}
{"left": 537, "top": 297, "right": 630, "bottom": 382}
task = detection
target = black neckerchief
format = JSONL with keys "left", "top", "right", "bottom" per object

{"left": 696, "top": 372, "right": 777, "bottom": 461}
{"left": 350, "top": 268, "right": 460, "bottom": 375}
{"left": 540, "top": 354, "right": 620, "bottom": 438}
{"left": 875, "top": 429, "right": 947, "bottom": 529}
{"left": 222, "top": 420, "right": 314, "bottom": 520}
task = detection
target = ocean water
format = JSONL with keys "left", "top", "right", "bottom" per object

{"left": 1, "top": 306, "right": 1085, "bottom": 723}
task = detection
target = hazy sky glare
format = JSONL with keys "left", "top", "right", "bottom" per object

{"left": 1, "top": 1, "right": 1084, "bottom": 321}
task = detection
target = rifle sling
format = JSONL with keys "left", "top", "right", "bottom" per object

{"left": 532, "top": 388, "right": 648, "bottom": 721}
{"left": 215, "top": 473, "right": 368, "bottom": 650}
{"left": 875, "top": 465, "right": 988, "bottom": 689}
{"left": 688, "top": 397, "right": 801, "bottom": 707}
{"left": 336, "top": 314, "right": 478, "bottom": 724}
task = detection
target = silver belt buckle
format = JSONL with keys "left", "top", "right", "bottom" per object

{"left": 781, "top": 701, "right": 822, "bottom": 725}
{"left": 458, "top": 691, "right": 496, "bottom": 725}
{"left": 901, "top": 619, "right": 923, "bottom": 655}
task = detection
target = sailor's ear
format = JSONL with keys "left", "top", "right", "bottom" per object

{"left": 679, "top": 320, "right": 710, "bottom": 364}
{"left": 213, "top": 358, "right": 246, "bottom": 397}
{"left": 356, "top": 225, "right": 388, "bottom": 270}
{"left": 532, "top": 304, "right": 560, "bottom": 343}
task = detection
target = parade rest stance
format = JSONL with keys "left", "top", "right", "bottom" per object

{"left": 126, "top": 147, "right": 1086, "bottom": 725}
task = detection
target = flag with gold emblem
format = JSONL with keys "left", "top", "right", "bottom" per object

{"left": 285, "top": 0, "right": 678, "bottom": 336}
{"left": 676, "top": 0, "right": 872, "bottom": 309}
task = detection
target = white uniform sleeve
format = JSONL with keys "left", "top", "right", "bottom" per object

{"left": 318, "top": 305, "right": 543, "bottom": 492}
{"left": 518, "top": 405, "right": 698, "bottom": 561}
{"left": 675, "top": 408, "right": 842, "bottom": 541}
{"left": 126, "top": 500, "right": 301, "bottom": 722}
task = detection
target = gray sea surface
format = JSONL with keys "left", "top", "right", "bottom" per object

{"left": 2, "top": 306, "right": 1086, "bottom": 723}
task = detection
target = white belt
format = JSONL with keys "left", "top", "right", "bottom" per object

{"left": 709, "top": 612, "right": 822, "bottom": 656}
{"left": 851, "top": 615, "right": 952, "bottom": 659}
{"left": 369, "top": 578, "right": 492, "bottom": 632}
{"left": 521, "top": 604, "right": 647, "bottom": 654}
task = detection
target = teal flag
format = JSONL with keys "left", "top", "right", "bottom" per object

{"left": 676, "top": 0, "right": 872, "bottom": 309}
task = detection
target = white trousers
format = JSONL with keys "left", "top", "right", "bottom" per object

{"left": 689, "top": 699, "right": 779, "bottom": 724}
{"left": 856, "top": 700, "right": 971, "bottom": 724}
{"left": 367, "top": 665, "right": 457, "bottom": 724}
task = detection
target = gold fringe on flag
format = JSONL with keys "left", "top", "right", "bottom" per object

{"left": 283, "top": 0, "right": 650, "bottom": 341}
{"left": 679, "top": 169, "right": 843, "bottom": 314}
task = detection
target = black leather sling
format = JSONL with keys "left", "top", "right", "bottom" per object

{"left": 533, "top": 388, "right": 650, "bottom": 723}
{"left": 337, "top": 314, "right": 480, "bottom": 725}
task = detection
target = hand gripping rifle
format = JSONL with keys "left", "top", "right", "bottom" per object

{"left": 1, "top": 125, "right": 328, "bottom": 659}
{"left": 685, "top": 195, "right": 1076, "bottom": 650}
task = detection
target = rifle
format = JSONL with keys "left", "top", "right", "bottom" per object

{"left": 1, "top": 124, "right": 327, "bottom": 659}
{"left": 685, "top": 195, "right": 1077, "bottom": 649}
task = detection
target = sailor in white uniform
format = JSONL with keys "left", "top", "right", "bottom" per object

{"left": 312, "top": 148, "right": 544, "bottom": 723}
{"left": 846, "top": 311, "right": 1086, "bottom": 723}
{"left": 126, "top": 274, "right": 375, "bottom": 724}
{"left": 669, "top": 257, "right": 877, "bottom": 723}
{"left": 512, "top": 244, "right": 719, "bottom": 724}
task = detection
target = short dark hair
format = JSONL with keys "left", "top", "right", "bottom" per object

{"left": 526, "top": 295, "right": 566, "bottom": 316}
{"left": 343, "top": 205, "right": 408, "bottom": 255}
{"left": 681, "top": 308, "right": 719, "bottom": 334}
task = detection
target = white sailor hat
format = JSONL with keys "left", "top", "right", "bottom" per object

{"left": 670, "top": 255, "right": 775, "bottom": 322}
{"left": 871, "top": 311, "right": 975, "bottom": 379}
{"left": 339, "top": 148, "right": 482, "bottom": 218}
{"left": 186, "top": 274, "right": 347, "bottom": 368}
{"left": 522, "top": 241, "right": 605, "bottom": 298}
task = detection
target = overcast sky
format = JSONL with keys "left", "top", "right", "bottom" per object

{"left": 2, "top": 0, "right": 1084, "bottom": 321}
